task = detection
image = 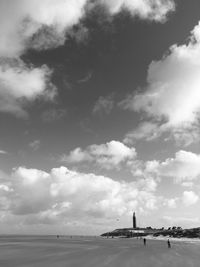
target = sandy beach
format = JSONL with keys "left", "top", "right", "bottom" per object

{"left": 0, "top": 235, "right": 200, "bottom": 267}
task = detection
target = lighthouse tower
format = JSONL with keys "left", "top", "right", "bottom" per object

{"left": 133, "top": 212, "right": 136, "bottom": 228}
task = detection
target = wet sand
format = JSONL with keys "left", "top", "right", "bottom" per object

{"left": 0, "top": 235, "right": 200, "bottom": 267}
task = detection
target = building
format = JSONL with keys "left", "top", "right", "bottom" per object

{"left": 101, "top": 211, "right": 159, "bottom": 237}
{"left": 101, "top": 212, "right": 190, "bottom": 238}
{"left": 133, "top": 212, "right": 136, "bottom": 228}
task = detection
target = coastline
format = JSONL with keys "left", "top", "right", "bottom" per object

{"left": 145, "top": 235, "right": 200, "bottom": 243}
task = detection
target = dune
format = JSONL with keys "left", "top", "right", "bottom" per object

{"left": 0, "top": 235, "right": 200, "bottom": 267}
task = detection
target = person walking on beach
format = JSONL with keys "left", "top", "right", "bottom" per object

{"left": 143, "top": 238, "right": 146, "bottom": 246}
{"left": 167, "top": 239, "right": 171, "bottom": 248}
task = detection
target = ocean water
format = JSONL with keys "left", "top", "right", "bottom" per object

{"left": 0, "top": 235, "right": 200, "bottom": 267}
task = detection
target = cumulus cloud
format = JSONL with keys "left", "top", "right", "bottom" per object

{"left": 0, "top": 0, "right": 88, "bottom": 57}
{"left": 61, "top": 147, "right": 93, "bottom": 163}
{"left": 99, "top": 0, "right": 175, "bottom": 22}
{"left": 129, "top": 159, "right": 160, "bottom": 179}
{"left": 12, "top": 167, "right": 52, "bottom": 215}
{"left": 0, "top": 60, "right": 55, "bottom": 117}
{"left": 0, "top": 184, "right": 12, "bottom": 192}
{"left": 61, "top": 140, "right": 137, "bottom": 169}
{"left": 158, "top": 150, "right": 200, "bottom": 184}
{"left": 182, "top": 191, "right": 199, "bottom": 206}
{"left": 129, "top": 150, "right": 200, "bottom": 186}
{"left": 0, "top": 0, "right": 88, "bottom": 117}
{"left": 122, "top": 22, "right": 200, "bottom": 146}
{"left": 0, "top": 0, "right": 174, "bottom": 58}
{"left": 0, "top": 166, "right": 159, "bottom": 224}
{"left": 0, "top": 0, "right": 175, "bottom": 117}
{"left": 123, "top": 121, "right": 160, "bottom": 144}
{"left": 165, "top": 198, "right": 178, "bottom": 209}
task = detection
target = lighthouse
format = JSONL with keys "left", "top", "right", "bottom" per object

{"left": 133, "top": 212, "right": 136, "bottom": 228}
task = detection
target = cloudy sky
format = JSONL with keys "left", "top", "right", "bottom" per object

{"left": 0, "top": 0, "right": 200, "bottom": 235}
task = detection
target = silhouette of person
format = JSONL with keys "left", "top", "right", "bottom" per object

{"left": 143, "top": 238, "right": 146, "bottom": 246}
{"left": 167, "top": 239, "right": 171, "bottom": 248}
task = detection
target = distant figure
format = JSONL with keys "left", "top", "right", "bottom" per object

{"left": 167, "top": 239, "right": 171, "bottom": 248}
{"left": 57, "top": 235, "right": 59, "bottom": 239}
{"left": 143, "top": 238, "right": 146, "bottom": 246}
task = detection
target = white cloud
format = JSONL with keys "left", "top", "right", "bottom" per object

{"left": 0, "top": 184, "right": 12, "bottom": 192}
{"left": 0, "top": 0, "right": 88, "bottom": 117}
{"left": 12, "top": 167, "right": 51, "bottom": 215}
{"left": 129, "top": 159, "right": 160, "bottom": 180}
{"left": 0, "top": 0, "right": 175, "bottom": 117}
{"left": 0, "top": 0, "right": 175, "bottom": 57}
{"left": 62, "top": 140, "right": 137, "bottom": 169}
{"left": 169, "top": 124, "right": 200, "bottom": 147}
{"left": 158, "top": 150, "right": 200, "bottom": 184}
{"left": 128, "top": 150, "right": 200, "bottom": 186}
{"left": 0, "top": 0, "right": 88, "bottom": 57}
{"left": 0, "top": 60, "right": 55, "bottom": 117}
{"left": 163, "top": 215, "right": 200, "bottom": 226}
{"left": 123, "top": 121, "right": 160, "bottom": 144}
{"left": 165, "top": 198, "right": 178, "bottom": 209}
{"left": 0, "top": 166, "right": 159, "bottom": 224}
{"left": 182, "top": 191, "right": 199, "bottom": 206}
{"left": 61, "top": 147, "right": 93, "bottom": 163}
{"left": 90, "top": 141, "right": 136, "bottom": 168}
{"left": 14, "top": 167, "right": 50, "bottom": 184}
{"left": 99, "top": 0, "right": 175, "bottom": 22}
{"left": 122, "top": 22, "right": 200, "bottom": 146}
{"left": 181, "top": 182, "right": 194, "bottom": 188}
{"left": 133, "top": 24, "right": 200, "bottom": 125}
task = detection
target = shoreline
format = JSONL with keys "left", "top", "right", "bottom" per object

{"left": 1, "top": 234, "right": 200, "bottom": 244}
{"left": 104, "top": 235, "right": 200, "bottom": 244}
{"left": 145, "top": 235, "right": 200, "bottom": 243}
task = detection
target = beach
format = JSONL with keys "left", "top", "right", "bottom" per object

{"left": 0, "top": 236, "right": 200, "bottom": 267}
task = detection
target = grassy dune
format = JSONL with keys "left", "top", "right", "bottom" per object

{"left": 0, "top": 236, "right": 200, "bottom": 267}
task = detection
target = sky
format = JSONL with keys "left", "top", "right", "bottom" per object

{"left": 0, "top": 0, "right": 200, "bottom": 235}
